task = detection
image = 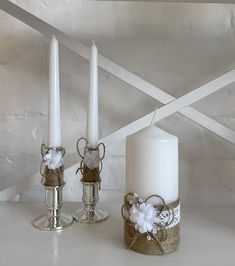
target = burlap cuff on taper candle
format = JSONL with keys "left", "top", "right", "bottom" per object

{"left": 81, "top": 165, "right": 100, "bottom": 183}
{"left": 43, "top": 166, "right": 64, "bottom": 187}
{"left": 122, "top": 193, "right": 180, "bottom": 255}
{"left": 76, "top": 138, "right": 105, "bottom": 183}
{"left": 40, "top": 144, "right": 65, "bottom": 187}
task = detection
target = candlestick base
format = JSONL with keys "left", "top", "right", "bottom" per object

{"left": 73, "top": 206, "right": 108, "bottom": 224}
{"left": 33, "top": 213, "right": 73, "bottom": 231}
{"left": 33, "top": 185, "right": 73, "bottom": 231}
{"left": 33, "top": 145, "right": 73, "bottom": 231}
{"left": 73, "top": 181, "right": 108, "bottom": 224}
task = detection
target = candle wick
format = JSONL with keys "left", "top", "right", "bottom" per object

{"left": 151, "top": 107, "right": 157, "bottom": 126}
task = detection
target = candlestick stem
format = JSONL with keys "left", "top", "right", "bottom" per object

{"left": 33, "top": 185, "right": 73, "bottom": 231}
{"left": 73, "top": 181, "right": 108, "bottom": 223}
{"left": 74, "top": 138, "right": 108, "bottom": 223}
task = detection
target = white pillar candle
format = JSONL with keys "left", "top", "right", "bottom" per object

{"left": 48, "top": 36, "right": 61, "bottom": 148}
{"left": 126, "top": 126, "right": 179, "bottom": 204}
{"left": 86, "top": 41, "right": 99, "bottom": 148}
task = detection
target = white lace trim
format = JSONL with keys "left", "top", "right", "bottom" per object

{"left": 157, "top": 204, "right": 180, "bottom": 229}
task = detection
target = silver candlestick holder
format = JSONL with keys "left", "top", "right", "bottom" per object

{"left": 33, "top": 184, "right": 73, "bottom": 231}
{"left": 73, "top": 138, "right": 108, "bottom": 223}
{"left": 33, "top": 145, "right": 73, "bottom": 231}
{"left": 73, "top": 181, "right": 108, "bottom": 223}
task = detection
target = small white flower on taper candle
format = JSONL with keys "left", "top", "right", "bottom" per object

{"left": 48, "top": 35, "right": 61, "bottom": 149}
{"left": 83, "top": 149, "right": 100, "bottom": 169}
{"left": 44, "top": 149, "right": 63, "bottom": 170}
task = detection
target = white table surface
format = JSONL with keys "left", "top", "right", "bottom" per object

{"left": 0, "top": 202, "right": 235, "bottom": 266}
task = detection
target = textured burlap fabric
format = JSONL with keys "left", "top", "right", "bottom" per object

{"left": 82, "top": 165, "right": 100, "bottom": 182}
{"left": 43, "top": 166, "right": 64, "bottom": 187}
{"left": 124, "top": 199, "right": 180, "bottom": 255}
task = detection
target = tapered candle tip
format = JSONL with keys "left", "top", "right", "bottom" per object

{"left": 51, "top": 35, "right": 57, "bottom": 42}
{"left": 92, "top": 40, "right": 95, "bottom": 46}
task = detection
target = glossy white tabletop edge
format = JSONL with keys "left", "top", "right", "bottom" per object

{"left": 0, "top": 202, "right": 235, "bottom": 266}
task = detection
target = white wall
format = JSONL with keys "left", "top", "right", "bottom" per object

{"left": 1, "top": 0, "right": 235, "bottom": 203}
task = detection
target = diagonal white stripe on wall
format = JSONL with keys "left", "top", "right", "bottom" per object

{"left": 0, "top": 0, "right": 235, "bottom": 200}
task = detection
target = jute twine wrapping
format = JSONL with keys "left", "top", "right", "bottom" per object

{"left": 40, "top": 144, "right": 65, "bottom": 187}
{"left": 122, "top": 195, "right": 180, "bottom": 255}
{"left": 76, "top": 138, "right": 105, "bottom": 183}
{"left": 43, "top": 165, "right": 64, "bottom": 187}
{"left": 82, "top": 165, "right": 100, "bottom": 182}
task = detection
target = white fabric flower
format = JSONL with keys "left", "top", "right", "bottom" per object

{"left": 83, "top": 149, "right": 100, "bottom": 169}
{"left": 44, "top": 149, "right": 63, "bottom": 170}
{"left": 129, "top": 202, "right": 157, "bottom": 234}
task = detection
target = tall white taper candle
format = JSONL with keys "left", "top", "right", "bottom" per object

{"left": 48, "top": 36, "right": 61, "bottom": 147}
{"left": 86, "top": 41, "right": 99, "bottom": 148}
{"left": 126, "top": 126, "right": 179, "bottom": 204}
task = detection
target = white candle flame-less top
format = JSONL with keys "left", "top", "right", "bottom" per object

{"left": 86, "top": 41, "right": 99, "bottom": 148}
{"left": 48, "top": 36, "right": 61, "bottom": 148}
{"left": 126, "top": 126, "right": 179, "bottom": 204}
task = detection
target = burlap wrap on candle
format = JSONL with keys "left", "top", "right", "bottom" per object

{"left": 82, "top": 165, "right": 100, "bottom": 182}
{"left": 43, "top": 165, "right": 64, "bottom": 187}
{"left": 122, "top": 194, "right": 180, "bottom": 255}
{"left": 40, "top": 144, "right": 65, "bottom": 187}
{"left": 76, "top": 138, "right": 105, "bottom": 183}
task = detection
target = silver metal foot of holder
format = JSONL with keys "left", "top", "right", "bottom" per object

{"left": 33, "top": 185, "right": 73, "bottom": 231}
{"left": 73, "top": 181, "right": 108, "bottom": 224}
